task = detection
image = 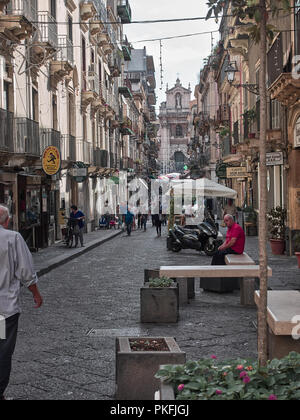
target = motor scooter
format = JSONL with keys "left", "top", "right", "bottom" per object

{"left": 168, "top": 217, "right": 223, "bottom": 256}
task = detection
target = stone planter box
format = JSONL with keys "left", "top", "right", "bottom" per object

{"left": 115, "top": 337, "right": 186, "bottom": 400}
{"left": 140, "top": 283, "right": 179, "bottom": 323}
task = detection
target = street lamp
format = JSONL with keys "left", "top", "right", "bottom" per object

{"left": 225, "top": 61, "right": 259, "bottom": 95}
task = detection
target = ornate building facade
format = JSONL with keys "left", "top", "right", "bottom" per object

{"left": 158, "top": 79, "right": 191, "bottom": 174}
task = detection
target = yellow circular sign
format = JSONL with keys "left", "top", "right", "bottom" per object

{"left": 42, "top": 146, "right": 61, "bottom": 176}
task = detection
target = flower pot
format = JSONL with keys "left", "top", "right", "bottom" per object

{"left": 115, "top": 337, "right": 186, "bottom": 400}
{"left": 140, "top": 283, "right": 179, "bottom": 323}
{"left": 295, "top": 252, "right": 300, "bottom": 268}
{"left": 270, "top": 238, "right": 285, "bottom": 255}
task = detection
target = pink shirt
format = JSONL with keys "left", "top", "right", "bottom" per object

{"left": 226, "top": 223, "right": 245, "bottom": 254}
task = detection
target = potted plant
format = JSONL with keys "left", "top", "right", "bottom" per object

{"left": 266, "top": 206, "right": 287, "bottom": 255}
{"left": 292, "top": 232, "right": 300, "bottom": 268}
{"left": 140, "top": 277, "right": 179, "bottom": 323}
{"left": 155, "top": 352, "right": 300, "bottom": 400}
{"left": 115, "top": 336, "right": 186, "bottom": 400}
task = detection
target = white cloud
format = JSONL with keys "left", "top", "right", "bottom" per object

{"left": 124, "top": 0, "right": 219, "bottom": 111}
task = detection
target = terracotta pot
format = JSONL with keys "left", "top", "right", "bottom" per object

{"left": 270, "top": 238, "right": 285, "bottom": 255}
{"left": 295, "top": 252, "right": 300, "bottom": 268}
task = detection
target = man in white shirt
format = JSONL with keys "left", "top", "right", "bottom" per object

{"left": 0, "top": 205, "right": 43, "bottom": 400}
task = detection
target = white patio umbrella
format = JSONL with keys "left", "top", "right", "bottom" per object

{"left": 167, "top": 178, "right": 237, "bottom": 199}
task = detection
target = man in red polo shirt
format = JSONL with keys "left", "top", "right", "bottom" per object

{"left": 211, "top": 214, "right": 245, "bottom": 265}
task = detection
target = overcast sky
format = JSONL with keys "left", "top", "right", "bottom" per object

{"left": 124, "top": 0, "right": 220, "bottom": 112}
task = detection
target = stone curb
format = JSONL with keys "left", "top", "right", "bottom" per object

{"left": 37, "top": 230, "right": 123, "bottom": 277}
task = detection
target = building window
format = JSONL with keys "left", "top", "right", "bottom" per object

{"left": 175, "top": 124, "right": 183, "bottom": 137}
{"left": 68, "top": 15, "right": 73, "bottom": 43}
{"left": 270, "top": 99, "right": 281, "bottom": 130}
{"left": 50, "top": 0, "right": 56, "bottom": 19}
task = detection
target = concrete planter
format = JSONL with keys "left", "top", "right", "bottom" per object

{"left": 140, "top": 283, "right": 179, "bottom": 323}
{"left": 115, "top": 337, "right": 186, "bottom": 400}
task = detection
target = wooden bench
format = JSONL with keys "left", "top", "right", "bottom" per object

{"left": 160, "top": 265, "right": 272, "bottom": 306}
{"left": 255, "top": 291, "right": 300, "bottom": 359}
{"left": 225, "top": 253, "right": 256, "bottom": 306}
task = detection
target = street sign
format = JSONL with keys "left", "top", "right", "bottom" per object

{"left": 266, "top": 152, "right": 283, "bottom": 166}
{"left": 42, "top": 146, "right": 60, "bottom": 176}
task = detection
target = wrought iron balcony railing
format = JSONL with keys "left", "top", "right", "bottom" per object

{"left": 14, "top": 117, "right": 40, "bottom": 156}
{"left": 38, "top": 11, "right": 58, "bottom": 47}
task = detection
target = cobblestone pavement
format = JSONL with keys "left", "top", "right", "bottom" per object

{"left": 6, "top": 224, "right": 300, "bottom": 400}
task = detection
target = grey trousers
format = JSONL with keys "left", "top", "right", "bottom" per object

{"left": 75, "top": 227, "right": 84, "bottom": 246}
{"left": 0, "top": 313, "right": 19, "bottom": 398}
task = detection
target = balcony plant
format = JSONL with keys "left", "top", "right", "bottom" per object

{"left": 266, "top": 206, "right": 287, "bottom": 255}
{"left": 155, "top": 352, "right": 300, "bottom": 400}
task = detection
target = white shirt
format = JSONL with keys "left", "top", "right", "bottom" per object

{"left": 0, "top": 225, "right": 38, "bottom": 319}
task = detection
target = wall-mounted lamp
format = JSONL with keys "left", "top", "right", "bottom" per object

{"left": 225, "top": 61, "right": 259, "bottom": 95}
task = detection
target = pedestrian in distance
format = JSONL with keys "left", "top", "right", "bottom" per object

{"left": 141, "top": 214, "right": 147, "bottom": 231}
{"left": 0, "top": 205, "right": 43, "bottom": 401}
{"left": 70, "top": 205, "right": 85, "bottom": 247}
{"left": 211, "top": 214, "right": 245, "bottom": 265}
{"left": 153, "top": 214, "right": 162, "bottom": 237}
{"left": 125, "top": 208, "right": 134, "bottom": 236}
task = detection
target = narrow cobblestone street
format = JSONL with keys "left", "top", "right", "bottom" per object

{"left": 6, "top": 224, "right": 299, "bottom": 400}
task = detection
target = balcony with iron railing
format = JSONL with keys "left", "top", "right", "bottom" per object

{"left": 119, "top": 79, "right": 133, "bottom": 99}
{"left": 50, "top": 36, "right": 74, "bottom": 85}
{"left": 57, "top": 35, "right": 74, "bottom": 65}
{"left": 109, "top": 49, "right": 122, "bottom": 78}
{"left": 90, "top": 0, "right": 106, "bottom": 35}
{"left": 121, "top": 36, "right": 131, "bottom": 61}
{"left": 40, "top": 128, "right": 61, "bottom": 154}
{"left": 38, "top": 12, "right": 58, "bottom": 48}
{"left": 117, "top": 0, "right": 131, "bottom": 24}
{"left": 82, "top": 69, "right": 100, "bottom": 107}
{"left": 61, "top": 134, "right": 76, "bottom": 162}
{"left": 14, "top": 117, "right": 40, "bottom": 156}
{"left": 80, "top": 0, "right": 96, "bottom": 21}
{"left": 2, "top": 0, "right": 37, "bottom": 41}
{"left": 0, "top": 108, "right": 14, "bottom": 152}
{"left": 5, "top": 0, "right": 37, "bottom": 22}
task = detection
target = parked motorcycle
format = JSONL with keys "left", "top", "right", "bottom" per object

{"left": 167, "top": 217, "right": 223, "bottom": 256}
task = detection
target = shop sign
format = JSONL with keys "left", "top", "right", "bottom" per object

{"left": 266, "top": 151, "right": 283, "bottom": 166}
{"left": 71, "top": 162, "right": 88, "bottom": 183}
{"left": 42, "top": 146, "right": 61, "bottom": 176}
{"left": 226, "top": 167, "right": 248, "bottom": 178}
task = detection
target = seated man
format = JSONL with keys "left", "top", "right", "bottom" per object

{"left": 211, "top": 214, "right": 245, "bottom": 265}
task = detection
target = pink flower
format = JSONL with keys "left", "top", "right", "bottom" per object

{"left": 239, "top": 371, "right": 248, "bottom": 378}
{"left": 215, "top": 389, "right": 222, "bottom": 395}
{"left": 243, "top": 376, "right": 251, "bottom": 384}
{"left": 236, "top": 365, "right": 244, "bottom": 370}
{"left": 211, "top": 355, "right": 217, "bottom": 359}
{"left": 268, "top": 394, "right": 277, "bottom": 400}
{"left": 177, "top": 384, "right": 185, "bottom": 392}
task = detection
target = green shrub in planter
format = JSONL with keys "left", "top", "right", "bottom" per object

{"left": 155, "top": 352, "right": 300, "bottom": 400}
{"left": 149, "top": 276, "right": 173, "bottom": 288}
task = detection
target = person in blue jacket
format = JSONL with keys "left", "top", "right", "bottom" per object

{"left": 125, "top": 209, "right": 134, "bottom": 236}
{"left": 70, "top": 205, "right": 85, "bottom": 247}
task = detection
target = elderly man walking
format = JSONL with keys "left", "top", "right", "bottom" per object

{"left": 211, "top": 214, "right": 246, "bottom": 265}
{"left": 0, "top": 205, "right": 43, "bottom": 400}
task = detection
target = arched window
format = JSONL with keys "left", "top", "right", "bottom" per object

{"left": 175, "top": 93, "right": 182, "bottom": 108}
{"left": 175, "top": 124, "right": 183, "bottom": 137}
